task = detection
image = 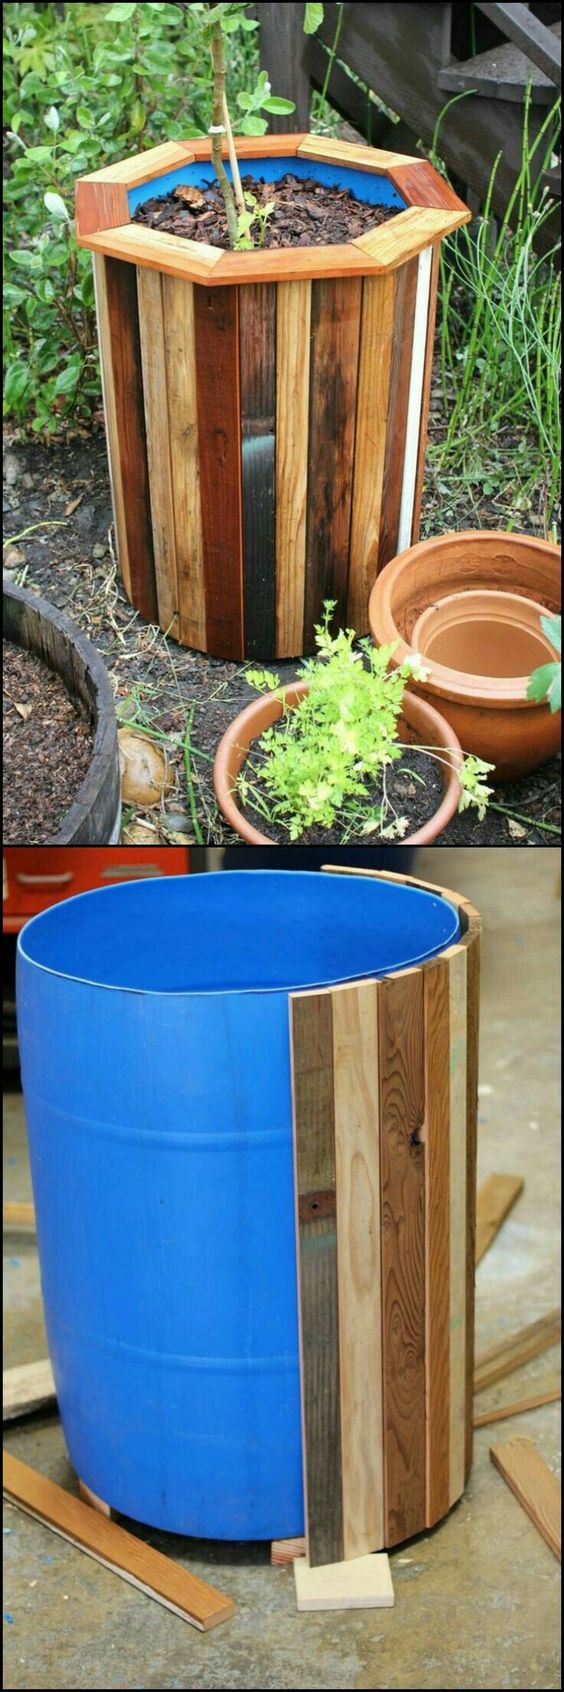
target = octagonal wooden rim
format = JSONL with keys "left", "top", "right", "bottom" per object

{"left": 75, "top": 133, "right": 470, "bottom": 284}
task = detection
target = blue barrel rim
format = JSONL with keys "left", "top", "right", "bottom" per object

{"left": 16, "top": 870, "right": 461, "bottom": 999}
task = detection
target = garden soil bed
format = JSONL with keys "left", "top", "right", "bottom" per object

{"left": 3, "top": 638, "right": 94, "bottom": 843}
{"left": 3, "top": 427, "right": 560, "bottom": 846}
{"left": 133, "top": 171, "right": 397, "bottom": 247}
{"left": 236, "top": 738, "right": 444, "bottom": 844}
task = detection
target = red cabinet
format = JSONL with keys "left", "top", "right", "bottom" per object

{"left": 3, "top": 848, "right": 190, "bottom": 932}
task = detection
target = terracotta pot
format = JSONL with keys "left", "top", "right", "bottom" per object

{"left": 412, "top": 589, "right": 553, "bottom": 678}
{"left": 213, "top": 681, "right": 464, "bottom": 846}
{"left": 368, "top": 530, "right": 561, "bottom": 781}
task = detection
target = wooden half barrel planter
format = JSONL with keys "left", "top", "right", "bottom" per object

{"left": 76, "top": 134, "right": 470, "bottom": 661}
{"left": 4, "top": 581, "right": 121, "bottom": 844}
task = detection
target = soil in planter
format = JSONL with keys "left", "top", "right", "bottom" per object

{"left": 3, "top": 640, "right": 94, "bottom": 843}
{"left": 133, "top": 172, "right": 399, "bottom": 249}
{"left": 237, "top": 736, "right": 444, "bottom": 844}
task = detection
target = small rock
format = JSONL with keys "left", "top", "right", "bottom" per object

{"left": 3, "top": 455, "right": 20, "bottom": 486}
{"left": 21, "top": 473, "right": 34, "bottom": 490}
{"left": 507, "top": 817, "right": 527, "bottom": 840}
{"left": 3, "top": 547, "right": 26, "bottom": 569}
{"left": 163, "top": 810, "right": 191, "bottom": 833}
{"left": 92, "top": 542, "right": 106, "bottom": 558}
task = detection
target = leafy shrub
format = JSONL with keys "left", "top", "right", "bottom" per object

{"left": 527, "top": 613, "right": 561, "bottom": 714}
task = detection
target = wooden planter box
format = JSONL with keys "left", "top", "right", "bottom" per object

{"left": 76, "top": 134, "right": 469, "bottom": 661}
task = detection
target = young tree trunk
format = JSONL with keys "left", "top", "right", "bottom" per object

{"left": 209, "top": 22, "right": 239, "bottom": 248}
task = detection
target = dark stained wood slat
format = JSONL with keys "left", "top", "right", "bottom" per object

{"left": 104, "top": 257, "right": 158, "bottom": 624}
{"left": 239, "top": 283, "right": 277, "bottom": 659}
{"left": 465, "top": 926, "right": 481, "bottom": 1481}
{"left": 303, "top": 277, "right": 362, "bottom": 648}
{"left": 424, "top": 957, "right": 451, "bottom": 1527}
{"left": 378, "top": 257, "right": 418, "bottom": 572}
{"left": 290, "top": 991, "right": 343, "bottom": 1568}
{"left": 193, "top": 285, "right": 244, "bottom": 660}
{"left": 378, "top": 969, "right": 426, "bottom": 1546}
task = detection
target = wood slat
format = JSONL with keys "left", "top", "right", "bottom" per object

{"left": 475, "top": 1174, "right": 524, "bottom": 1265}
{"left": 347, "top": 273, "right": 395, "bottom": 630}
{"left": 3, "top": 1360, "right": 56, "bottom": 1423}
{"left": 137, "top": 267, "right": 179, "bottom": 639}
{"left": 410, "top": 241, "right": 441, "bottom": 544}
{"left": 378, "top": 259, "right": 418, "bottom": 570}
{"left": 271, "top": 1536, "right": 306, "bottom": 1565}
{"left": 424, "top": 957, "right": 451, "bottom": 1528}
{"left": 3, "top": 1452, "right": 235, "bottom": 1629}
{"left": 161, "top": 275, "right": 206, "bottom": 650}
{"left": 96, "top": 257, "right": 158, "bottom": 621}
{"left": 3, "top": 1201, "right": 35, "bottom": 1231}
{"left": 332, "top": 981, "right": 384, "bottom": 1559}
{"left": 303, "top": 277, "right": 362, "bottom": 648}
{"left": 353, "top": 205, "right": 469, "bottom": 267}
{"left": 296, "top": 136, "right": 418, "bottom": 169}
{"left": 211, "top": 243, "right": 373, "bottom": 287}
{"left": 75, "top": 180, "right": 129, "bottom": 240}
{"left": 386, "top": 161, "right": 471, "bottom": 215}
{"left": 448, "top": 945, "right": 468, "bottom": 1507}
{"left": 186, "top": 135, "right": 308, "bottom": 162}
{"left": 474, "top": 1311, "right": 561, "bottom": 1394}
{"left": 294, "top": 1550, "right": 394, "bottom": 1611}
{"left": 81, "top": 225, "right": 224, "bottom": 283}
{"left": 239, "top": 283, "right": 277, "bottom": 658}
{"left": 78, "top": 1479, "right": 114, "bottom": 1518}
{"left": 82, "top": 140, "right": 198, "bottom": 188}
{"left": 490, "top": 1437, "right": 561, "bottom": 1561}
{"left": 474, "top": 1383, "right": 560, "bottom": 1429}
{"left": 378, "top": 969, "right": 426, "bottom": 1546}
{"left": 275, "top": 280, "right": 311, "bottom": 657}
{"left": 290, "top": 990, "right": 343, "bottom": 1569}
{"left": 465, "top": 926, "right": 481, "bottom": 1480}
{"left": 193, "top": 285, "right": 244, "bottom": 660}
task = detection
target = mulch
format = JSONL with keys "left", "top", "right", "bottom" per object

{"left": 3, "top": 638, "right": 94, "bottom": 844}
{"left": 133, "top": 171, "right": 397, "bottom": 247}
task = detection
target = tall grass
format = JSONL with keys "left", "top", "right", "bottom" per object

{"left": 430, "top": 90, "right": 561, "bottom": 528}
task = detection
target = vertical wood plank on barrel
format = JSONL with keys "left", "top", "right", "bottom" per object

{"left": 101, "top": 257, "right": 159, "bottom": 624}
{"left": 239, "top": 283, "right": 277, "bottom": 659}
{"left": 161, "top": 275, "right": 206, "bottom": 651}
{"left": 424, "top": 957, "right": 451, "bottom": 1528}
{"left": 347, "top": 274, "right": 395, "bottom": 632}
{"left": 303, "top": 277, "right": 362, "bottom": 648}
{"left": 275, "top": 281, "right": 311, "bottom": 658}
{"left": 465, "top": 926, "right": 481, "bottom": 1480}
{"left": 137, "top": 266, "right": 179, "bottom": 639}
{"left": 410, "top": 242, "right": 440, "bottom": 544}
{"left": 193, "top": 285, "right": 244, "bottom": 660}
{"left": 378, "top": 258, "right": 418, "bottom": 571}
{"left": 92, "top": 254, "right": 132, "bottom": 600}
{"left": 448, "top": 944, "right": 467, "bottom": 1507}
{"left": 290, "top": 991, "right": 343, "bottom": 1569}
{"left": 378, "top": 969, "right": 426, "bottom": 1545}
{"left": 332, "top": 981, "right": 384, "bottom": 1559}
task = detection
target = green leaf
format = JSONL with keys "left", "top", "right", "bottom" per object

{"left": 527, "top": 661, "right": 560, "bottom": 705}
{"left": 44, "top": 191, "right": 70, "bottom": 222}
{"left": 548, "top": 668, "right": 561, "bottom": 713}
{"left": 105, "top": 3, "right": 137, "bottom": 19}
{"left": 54, "top": 362, "right": 81, "bottom": 397}
{"left": 236, "top": 90, "right": 253, "bottom": 111}
{"left": 261, "top": 96, "right": 296, "bottom": 114}
{"left": 540, "top": 612, "right": 561, "bottom": 655}
{"left": 3, "top": 363, "right": 33, "bottom": 413}
{"left": 304, "top": 2, "right": 324, "bottom": 34}
{"left": 9, "top": 249, "right": 42, "bottom": 271}
{"left": 129, "top": 98, "right": 146, "bottom": 133}
{"left": 240, "top": 114, "right": 268, "bottom": 136}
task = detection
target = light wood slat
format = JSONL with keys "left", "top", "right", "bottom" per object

{"left": 275, "top": 281, "right": 312, "bottom": 657}
{"left": 161, "top": 275, "right": 206, "bottom": 650}
{"left": 3, "top": 1452, "right": 235, "bottom": 1629}
{"left": 448, "top": 945, "right": 468, "bottom": 1506}
{"left": 81, "top": 225, "right": 224, "bottom": 282}
{"left": 3, "top": 1201, "right": 36, "bottom": 1231}
{"left": 186, "top": 134, "right": 308, "bottom": 161}
{"left": 410, "top": 241, "right": 441, "bottom": 543}
{"left": 474, "top": 1383, "right": 560, "bottom": 1429}
{"left": 378, "top": 969, "right": 426, "bottom": 1546}
{"left": 296, "top": 136, "right": 418, "bottom": 169}
{"left": 464, "top": 926, "right": 481, "bottom": 1480}
{"left": 82, "top": 141, "right": 197, "bottom": 187}
{"left": 489, "top": 1437, "right": 561, "bottom": 1561}
{"left": 424, "top": 957, "right": 451, "bottom": 1528}
{"left": 353, "top": 206, "right": 468, "bottom": 267}
{"left": 474, "top": 1311, "right": 561, "bottom": 1394}
{"left": 271, "top": 1536, "right": 306, "bottom": 1565}
{"left": 396, "top": 244, "right": 433, "bottom": 553}
{"left": 137, "top": 267, "right": 179, "bottom": 639}
{"left": 332, "top": 981, "right": 384, "bottom": 1559}
{"left": 3, "top": 1360, "right": 56, "bottom": 1422}
{"left": 294, "top": 1550, "right": 394, "bottom": 1611}
{"left": 475, "top": 1174, "right": 524, "bottom": 1264}
{"left": 347, "top": 273, "right": 395, "bottom": 629}
{"left": 210, "top": 244, "right": 374, "bottom": 286}
{"left": 92, "top": 254, "right": 132, "bottom": 599}
{"left": 379, "top": 259, "right": 418, "bottom": 570}
{"left": 290, "top": 990, "right": 343, "bottom": 1568}
{"left": 78, "top": 1479, "right": 114, "bottom": 1518}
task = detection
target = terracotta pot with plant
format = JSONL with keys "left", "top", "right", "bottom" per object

{"left": 213, "top": 604, "right": 494, "bottom": 844}
{"left": 76, "top": 2, "right": 470, "bottom": 662}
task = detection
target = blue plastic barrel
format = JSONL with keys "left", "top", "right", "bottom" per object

{"left": 16, "top": 871, "right": 459, "bottom": 1539}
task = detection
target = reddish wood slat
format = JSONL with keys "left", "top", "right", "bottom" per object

{"left": 490, "top": 1438, "right": 561, "bottom": 1561}
{"left": 75, "top": 179, "right": 129, "bottom": 240}
{"left": 104, "top": 258, "right": 158, "bottom": 623}
{"left": 378, "top": 258, "right": 418, "bottom": 571}
{"left": 378, "top": 970, "right": 426, "bottom": 1545}
{"left": 239, "top": 283, "right": 277, "bottom": 659}
{"left": 424, "top": 958, "right": 451, "bottom": 1527}
{"left": 193, "top": 285, "right": 244, "bottom": 660}
{"left": 303, "top": 277, "right": 362, "bottom": 648}
{"left": 387, "top": 162, "right": 470, "bottom": 216}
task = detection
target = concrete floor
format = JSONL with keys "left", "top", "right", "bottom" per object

{"left": 3, "top": 847, "right": 561, "bottom": 1691}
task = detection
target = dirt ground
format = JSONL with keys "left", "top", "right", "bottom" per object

{"left": 3, "top": 427, "right": 560, "bottom": 846}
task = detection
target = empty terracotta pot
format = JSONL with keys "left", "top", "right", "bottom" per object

{"left": 214, "top": 681, "right": 464, "bottom": 845}
{"left": 368, "top": 531, "right": 561, "bottom": 781}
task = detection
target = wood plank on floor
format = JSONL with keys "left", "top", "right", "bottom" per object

{"left": 474, "top": 1310, "right": 561, "bottom": 1394}
{"left": 3, "top": 1360, "right": 56, "bottom": 1423}
{"left": 489, "top": 1437, "right": 561, "bottom": 1561}
{"left": 474, "top": 1383, "right": 560, "bottom": 1429}
{"left": 294, "top": 1551, "right": 394, "bottom": 1611}
{"left": 475, "top": 1174, "right": 525, "bottom": 1264}
{"left": 3, "top": 1452, "right": 235, "bottom": 1629}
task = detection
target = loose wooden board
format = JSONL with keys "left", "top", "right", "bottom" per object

{"left": 490, "top": 1437, "right": 561, "bottom": 1560}
{"left": 474, "top": 1383, "right": 560, "bottom": 1429}
{"left": 294, "top": 1551, "right": 394, "bottom": 1612}
{"left": 474, "top": 1310, "right": 561, "bottom": 1394}
{"left": 475, "top": 1174, "right": 525, "bottom": 1264}
{"left": 3, "top": 1452, "right": 235, "bottom": 1630}
{"left": 3, "top": 1202, "right": 35, "bottom": 1231}
{"left": 271, "top": 1537, "right": 306, "bottom": 1566}
{"left": 3, "top": 1360, "right": 56, "bottom": 1423}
